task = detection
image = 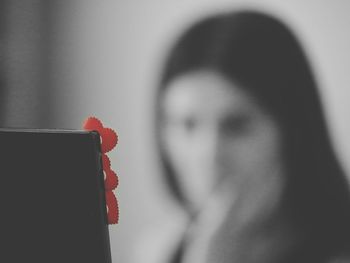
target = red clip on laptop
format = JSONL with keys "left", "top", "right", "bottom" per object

{"left": 0, "top": 117, "right": 119, "bottom": 263}
{"left": 83, "top": 117, "right": 119, "bottom": 225}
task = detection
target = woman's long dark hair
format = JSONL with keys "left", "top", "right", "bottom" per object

{"left": 155, "top": 10, "right": 350, "bottom": 259}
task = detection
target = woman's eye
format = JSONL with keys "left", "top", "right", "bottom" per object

{"left": 182, "top": 118, "right": 197, "bottom": 133}
{"left": 222, "top": 115, "right": 251, "bottom": 135}
{"left": 161, "top": 116, "right": 198, "bottom": 134}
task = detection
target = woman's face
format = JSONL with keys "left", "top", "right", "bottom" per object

{"left": 160, "top": 70, "right": 286, "bottom": 214}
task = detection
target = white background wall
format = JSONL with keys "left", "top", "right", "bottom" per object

{"left": 50, "top": 1, "right": 350, "bottom": 262}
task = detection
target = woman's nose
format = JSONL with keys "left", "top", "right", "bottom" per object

{"left": 197, "top": 127, "right": 224, "bottom": 166}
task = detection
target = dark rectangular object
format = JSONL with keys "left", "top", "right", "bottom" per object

{"left": 0, "top": 129, "right": 112, "bottom": 263}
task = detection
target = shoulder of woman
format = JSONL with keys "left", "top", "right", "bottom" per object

{"left": 328, "top": 257, "right": 350, "bottom": 263}
{"left": 129, "top": 209, "right": 189, "bottom": 263}
{"left": 327, "top": 251, "right": 350, "bottom": 263}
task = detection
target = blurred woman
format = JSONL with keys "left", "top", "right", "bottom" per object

{"left": 139, "top": 10, "right": 350, "bottom": 263}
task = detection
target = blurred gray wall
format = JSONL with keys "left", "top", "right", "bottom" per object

{"left": 2, "top": 1, "right": 350, "bottom": 262}
{"left": 0, "top": 0, "right": 54, "bottom": 128}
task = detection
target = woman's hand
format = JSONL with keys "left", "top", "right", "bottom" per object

{"left": 181, "top": 163, "right": 292, "bottom": 263}
{"left": 180, "top": 173, "right": 238, "bottom": 263}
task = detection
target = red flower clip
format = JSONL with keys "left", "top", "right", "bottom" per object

{"left": 83, "top": 117, "right": 119, "bottom": 224}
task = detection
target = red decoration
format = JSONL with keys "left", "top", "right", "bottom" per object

{"left": 105, "top": 190, "right": 119, "bottom": 224}
{"left": 102, "top": 154, "right": 111, "bottom": 169}
{"left": 104, "top": 168, "right": 119, "bottom": 191}
{"left": 83, "top": 116, "right": 119, "bottom": 224}
{"left": 83, "top": 117, "right": 118, "bottom": 153}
